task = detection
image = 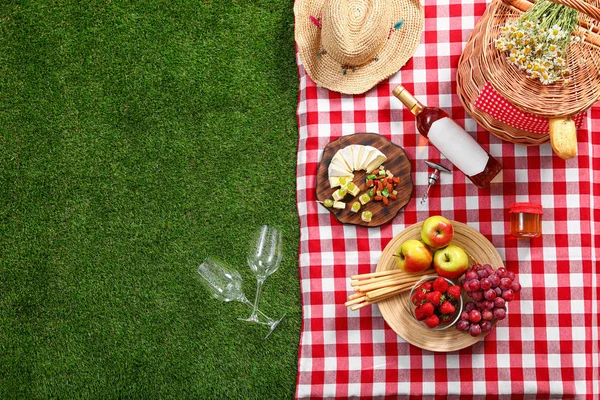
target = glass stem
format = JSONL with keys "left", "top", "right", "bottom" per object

{"left": 241, "top": 296, "right": 272, "bottom": 323}
{"left": 248, "top": 278, "right": 265, "bottom": 320}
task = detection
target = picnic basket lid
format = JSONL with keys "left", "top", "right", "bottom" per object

{"left": 456, "top": 0, "right": 600, "bottom": 145}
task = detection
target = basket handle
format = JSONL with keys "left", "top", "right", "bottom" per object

{"left": 550, "top": 0, "right": 600, "bottom": 21}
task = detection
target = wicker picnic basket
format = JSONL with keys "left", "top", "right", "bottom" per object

{"left": 456, "top": 0, "right": 600, "bottom": 151}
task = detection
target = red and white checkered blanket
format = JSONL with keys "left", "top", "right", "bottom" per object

{"left": 294, "top": 0, "right": 600, "bottom": 398}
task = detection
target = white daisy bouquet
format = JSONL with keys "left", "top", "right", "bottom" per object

{"left": 495, "top": 0, "right": 579, "bottom": 84}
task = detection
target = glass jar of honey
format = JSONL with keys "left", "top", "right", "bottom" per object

{"left": 509, "top": 202, "right": 543, "bottom": 239}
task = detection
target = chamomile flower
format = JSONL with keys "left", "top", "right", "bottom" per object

{"left": 496, "top": 39, "right": 506, "bottom": 51}
{"left": 526, "top": 63, "right": 534, "bottom": 74}
{"left": 535, "top": 43, "right": 545, "bottom": 54}
{"left": 540, "top": 72, "right": 552, "bottom": 84}
{"left": 548, "top": 25, "right": 563, "bottom": 41}
{"left": 542, "top": 59, "right": 553, "bottom": 69}
{"left": 494, "top": 0, "right": 577, "bottom": 85}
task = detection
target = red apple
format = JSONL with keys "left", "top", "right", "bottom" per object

{"left": 394, "top": 239, "right": 433, "bottom": 273}
{"left": 433, "top": 244, "right": 469, "bottom": 279}
{"left": 421, "top": 216, "right": 454, "bottom": 249}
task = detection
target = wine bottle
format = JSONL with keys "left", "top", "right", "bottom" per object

{"left": 392, "top": 85, "right": 502, "bottom": 188}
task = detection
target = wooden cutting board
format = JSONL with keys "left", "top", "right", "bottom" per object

{"left": 316, "top": 133, "right": 414, "bottom": 227}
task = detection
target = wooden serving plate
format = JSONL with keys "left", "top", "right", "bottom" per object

{"left": 316, "top": 133, "right": 413, "bottom": 227}
{"left": 377, "top": 221, "right": 504, "bottom": 352}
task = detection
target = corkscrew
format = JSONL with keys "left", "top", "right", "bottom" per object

{"left": 421, "top": 161, "right": 451, "bottom": 205}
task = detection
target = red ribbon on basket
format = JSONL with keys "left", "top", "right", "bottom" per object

{"left": 473, "top": 83, "right": 585, "bottom": 134}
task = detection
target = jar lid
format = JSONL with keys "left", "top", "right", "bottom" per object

{"left": 509, "top": 202, "right": 543, "bottom": 215}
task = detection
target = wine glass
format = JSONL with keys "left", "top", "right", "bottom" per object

{"left": 239, "top": 225, "right": 285, "bottom": 335}
{"left": 196, "top": 258, "right": 283, "bottom": 337}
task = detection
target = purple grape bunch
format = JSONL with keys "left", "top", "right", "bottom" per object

{"left": 456, "top": 263, "right": 521, "bottom": 337}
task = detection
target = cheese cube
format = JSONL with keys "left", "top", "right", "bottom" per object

{"left": 361, "top": 211, "right": 373, "bottom": 222}
{"left": 347, "top": 183, "right": 360, "bottom": 197}
{"left": 333, "top": 201, "right": 346, "bottom": 209}
{"left": 332, "top": 188, "right": 346, "bottom": 201}
{"left": 359, "top": 193, "right": 371, "bottom": 205}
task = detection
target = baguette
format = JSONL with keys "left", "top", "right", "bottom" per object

{"left": 549, "top": 117, "right": 577, "bottom": 160}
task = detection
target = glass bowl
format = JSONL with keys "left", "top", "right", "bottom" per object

{"left": 407, "top": 275, "right": 464, "bottom": 331}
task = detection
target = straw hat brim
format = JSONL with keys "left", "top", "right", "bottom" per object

{"left": 294, "top": 0, "right": 424, "bottom": 95}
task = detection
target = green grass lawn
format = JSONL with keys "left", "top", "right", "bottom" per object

{"left": 0, "top": 0, "right": 300, "bottom": 397}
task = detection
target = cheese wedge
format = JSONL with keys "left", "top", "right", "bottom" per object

{"left": 365, "top": 153, "right": 387, "bottom": 173}
{"left": 327, "top": 144, "right": 386, "bottom": 191}
{"left": 352, "top": 145, "right": 365, "bottom": 171}
{"left": 328, "top": 162, "right": 352, "bottom": 178}
{"left": 361, "top": 145, "right": 381, "bottom": 170}
{"left": 331, "top": 155, "right": 352, "bottom": 173}
{"left": 360, "top": 146, "right": 379, "bottom": 170}
{"left": 330, "top": 150, "right": 350, "bottom": 171}
{"left": 339, "top": 147, "right": 355, "bottom": 171}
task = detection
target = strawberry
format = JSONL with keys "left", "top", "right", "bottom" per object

{"left": 424, "top": 314, "right": 440, "bottom": 328}
{"left": 422, "top": 281, "right": 433, "bottom": 292}
{"left": 439, "top": 301, "right": 456, "bottom": 315}
{"left": 412, "top": 292, "right": 427, "bottom": 306}
{"left": 411, "top": 293, "right": 418, "bottom": 306}
{"left": 425, "top": 290, "right": 442, "bottom": 307}
{"left": 433, "top": 276, "right": 449, "bottom": 293}
{"left": 414, "top": 306, "right": 427, "bottom": 321}
{"left": 420, "top": 302, "right": 434, "bottom": 317}
{"left": 447, "top": 285, "right": 461, "bottom": 300}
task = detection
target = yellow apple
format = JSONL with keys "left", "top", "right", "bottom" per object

{"left": 394, "top": 239, "right": 433, "bottom": 273}
{"left": 421, "top": 215, "right": 454, "bottom": 249}
{"left": 433, "top": 244, "right": 469, "bottom": 279}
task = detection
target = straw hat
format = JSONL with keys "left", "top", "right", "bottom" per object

{"left": 294, "top": 0, "right": 423, "bottom": 94}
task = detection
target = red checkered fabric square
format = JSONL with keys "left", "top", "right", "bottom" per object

{"left": 473, "top": 82, "right": 586, "bottom": 135}
{"left": 294, "top": 0, "right": 600, "bottom": 398}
